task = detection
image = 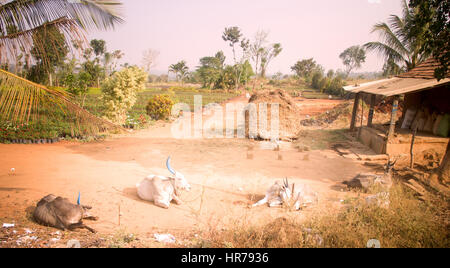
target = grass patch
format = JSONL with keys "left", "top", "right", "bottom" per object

{"left": 81, "top": 87, "right": 239, "bottom": 119}
{"left": 295, "top": 129, "right": 348, "bottom": 151}
{"left": 106, "top": 229, "right": 138, "bottom": 248}
{"left": 0, "top": 86, "right": 239, "bottom": 143}
{"left": 197, "top": 185, "right": 449, "bottom": 248}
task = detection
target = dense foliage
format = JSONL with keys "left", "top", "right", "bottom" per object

{"left": 408, "top": 0, "right": 449, "bottom": 80}
{"left": 146, "top": 94, "right": 174, "bottom": 120}
{"left": 101, "top": 66, "right": 147, "bottom": 125}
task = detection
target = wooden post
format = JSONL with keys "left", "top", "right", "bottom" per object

{"left": 368, "top": 94, "right": 376, "bottom": 128}
{"left": 358, "top": 97, "right": 364, "bottom": 139}
{"left": 350, "top": 93, "right": 361, "bottom": 131}
{"left": 410, "top": 127, "right": 417, "bottom": 169}
{"left": 387, "top": 95, "right": 400, "bottom": 141}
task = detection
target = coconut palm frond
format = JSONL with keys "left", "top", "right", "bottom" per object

{"left": 0, "top": 68, "right": 124, "bottom": 135}
{"left": 364, "top": 41, "right": 406, "bottom": 65}
{"left": 67, "top": 0, "right": 123, "bottom": 31}
{"left": 370, "top": 22, "right": 410, "bottom": 58}
{"left": 0, "top": 17, "right": 84, "bottom": 66}
{"left": 0, "top": 0, "right": 123, "bottom": 33}
{"left": 0, "top": 0, "right": 123, "bottom": 63}
{"left": 388, "top": 15, "right": 408, "bottom": 44}
{"left": 366, "top": 0, "right": 431, "bottom": 72}
{"left": 400, "top": 0, "right": 414, "bottom": 23}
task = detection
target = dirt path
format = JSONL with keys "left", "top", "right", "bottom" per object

{"left": 0, "top": 95, "right": 370, "bottom": 240}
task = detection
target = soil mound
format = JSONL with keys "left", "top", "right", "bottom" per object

{"left": 246, "top": 89, "right": 302, "bottom": 140}
{"left": 301, "top": 103, "right": 352, "bottom": 127}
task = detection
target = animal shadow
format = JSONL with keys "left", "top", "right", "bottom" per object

{"left": 246, "top": 193, "right": 265, "bottom": 205}
{"left": 330, "top": 183, "right": 348, "bottom": 192}
{"left": 122, "top": 187, "right": 145, "bottom": 202}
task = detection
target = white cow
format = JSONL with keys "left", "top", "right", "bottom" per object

{"left": 253, "top": 179, "right": 318, "bottom": 210}
{"left": 137, "top": 157, "right": 191, "bottom": 209}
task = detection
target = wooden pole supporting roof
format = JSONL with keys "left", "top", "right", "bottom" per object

{"left": 350, "top": 93, "right": 360, "bottom": 131}
{"left": 387, "top": 95, "right": 400, "bottom": 141}
{"left": 368, "top": 94, "right": 376, "bottom": 128}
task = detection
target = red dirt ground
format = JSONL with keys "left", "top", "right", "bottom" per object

{"left": 0, "top": 95, "right": 370, "bottom": 242}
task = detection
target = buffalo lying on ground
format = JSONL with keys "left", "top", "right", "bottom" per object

{"left": 33, "top": 194, "right": 98, "bottom": 233}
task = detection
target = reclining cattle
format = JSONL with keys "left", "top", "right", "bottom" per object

{"left": 137, "top": 157, "right": 191, "bottom": 209}
{"left": 252, "top": 178, "right": 318, "bottom": 210}
{"left": 33, "top": 193, "right": 98, "bottom": 233}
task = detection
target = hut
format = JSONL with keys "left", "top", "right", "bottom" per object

{"left": 344, "top": 58, "right": 450, "bottom": 159}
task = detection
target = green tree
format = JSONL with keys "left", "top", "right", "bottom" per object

{"left": 83, "top": 39, "right": 107, "bottom": 87}
{"left": 291, "top": 58, "right": 318, "bottom": 79}
{"left": 103, "top": 52, "right": 113, "bottom": 76}
{"left": 240, "top": 60, "right": 254, "bottom": 85}
{"left": 29, "top": 25, "right": 69, "bottom": 86}
{"left": 339, "top": 45, "right": 366, "bottom": 78}
{"left": 222, "top": 26, "right": 250, "bottom": 90}
{"left": 65, "top": 71, "right": 92, "bottom": 107}
{"left": 197, "top": 51, "right": 226, "bottom": 89}
{"left": 90, "top": 39, "right": 106, "bottom": 59}
{"left": 364, "top": 0, "right": 430, "bottom": 73}
{"left": 408, "top": 0, "right": 449, "bottom": 80}
{"left": 169, "top": 60, "right": 189, "bottom": 83}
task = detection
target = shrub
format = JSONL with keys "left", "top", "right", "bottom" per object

{"left": 101, "top": 67, "right": 147, "bottom": 125}
{"left": 146, "top": 94, "right": 174, "bottom": 120}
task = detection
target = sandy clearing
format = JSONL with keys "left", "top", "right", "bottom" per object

{"left": 0, "top": 95, "right": 370, "bottom": 236}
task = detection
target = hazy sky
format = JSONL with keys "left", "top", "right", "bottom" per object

{"left": 88, "top": 0, "right": 403, "bottom": 75}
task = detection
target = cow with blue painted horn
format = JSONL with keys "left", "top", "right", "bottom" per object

{"left": 33, "top": 192, "right": 98, "bottom": 233}
{"left": 136, "top": 157, "right": 191, "bottom": 209}
{"left": 253, "top": 178, "right": 318, "bottom": 210}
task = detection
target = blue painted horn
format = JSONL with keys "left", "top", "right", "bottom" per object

{"left": 166, "top": 157, "right": 176, "bottom": 175}
{"left": 77, "top": 192, "right": 81, "bottom": 205}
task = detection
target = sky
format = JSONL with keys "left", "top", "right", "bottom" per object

{"left": 87, "top": 0, "right": 403, "bottom": 76}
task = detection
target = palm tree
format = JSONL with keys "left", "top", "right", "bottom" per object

{"left": 169, "top": 61, "right": 189, "bottom": 84}
{"left": 364, "top": 0, "right": 430, "bottom": 74}
{"left": 0, "top": 0, "right": 124, "bottom": 135}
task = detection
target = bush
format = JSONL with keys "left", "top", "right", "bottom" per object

{"left": 146, "top": 94, "right": 174, "bottom": 120}
{"left": 101, "top": 67, "right": 147, "bottom": 125}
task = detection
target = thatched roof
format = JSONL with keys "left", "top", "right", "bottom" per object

{"left": 397, "top": 57, "right": 449, "bottom": 79}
